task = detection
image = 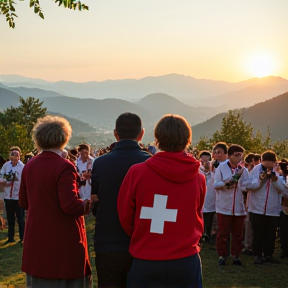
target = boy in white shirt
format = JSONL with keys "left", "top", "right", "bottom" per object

{"left": 247, "top": 150, "right": 288, "bottom": 264}
{"left": 214, "top": 144, "right": 249, "bottom": 266}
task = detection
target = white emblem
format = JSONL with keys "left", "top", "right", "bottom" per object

{"left": 140, "top": 194, "right": 178, "bottom": 234}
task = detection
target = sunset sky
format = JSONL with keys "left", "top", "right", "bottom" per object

{"left": 1, "top": 0, "right": 288, "bottom": 82}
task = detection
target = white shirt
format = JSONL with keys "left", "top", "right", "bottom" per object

{"left": 214, "top": 161, "right": 249, "bottom": 216}
{"left": 77, "top": 156, "right": 94, "bottom": 200}
{"left": 0, "top": 160, "right": 25, "bottom": 200}
{"left": 247, "top": 164, "right": 288, "bottom": 216}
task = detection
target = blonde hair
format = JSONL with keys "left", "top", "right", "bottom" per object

{"left": 32, "top": 115, "right": 72, "bottom": 150}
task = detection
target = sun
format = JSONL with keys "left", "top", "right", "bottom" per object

{"left": 247, "top": 53, "right": 276, "bottom": 78}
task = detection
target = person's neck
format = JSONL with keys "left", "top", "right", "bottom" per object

{"left": 228, "top": 160, "right": 238, "bottom": 169}
{"left": 11, "top": 161, "right": 18, "bottom": 167}
{"left": 81, "top": 156, "right": 88, "bottom": 163}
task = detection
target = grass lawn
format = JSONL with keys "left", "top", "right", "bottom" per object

{"left": 1, "top": 215, "right": 288, "bottom": 288}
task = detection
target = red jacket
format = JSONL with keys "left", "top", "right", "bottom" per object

{"left": 19, "top": 151, "right": 91, "bottom": 279}
{"left": 117, "top": 151, "right": 206, "bottom": 260}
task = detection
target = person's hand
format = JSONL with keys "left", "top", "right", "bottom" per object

{"left": 82, "top": 171, "right": 92, "bottom": 180}
{"left": 259, "top": 172, "right": 267, "bottom": 181}
{"left": 237, "top": 167, "right": 244, "bottom": 176}
{"left": 84, "top": 199, "right": 91, "bottom": 215}
{"left": 271, "top": 174, "right": 278, "bottom": 182}
{"left": 91, "top": 194, "right": 99, "bottom": 202}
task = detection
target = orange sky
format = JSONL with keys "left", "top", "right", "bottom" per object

{"left": 1, "top": 0, "right": 288, "bottom": 82}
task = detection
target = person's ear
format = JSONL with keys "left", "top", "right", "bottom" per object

{"left": 136, "top": 128, "right": 145, "bottom": 142}
{"left": 114, "top": 129, "right": 120, "bottom": 141}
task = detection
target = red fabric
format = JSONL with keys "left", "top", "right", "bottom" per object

{"left": 216, "top": 213, "right": 245, "bottom": 257}
{"left": 117, "top": 152, "right": 206, "bottom": 260}
{"left": 19, "top": 151, "right": 91, "bottom": 279}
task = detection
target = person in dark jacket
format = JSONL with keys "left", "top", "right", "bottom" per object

{"left": 118, "top": 114, "right": 206, "bottom": 288}
{"left": 91, "top": 112, "right": 150, "bottom": 288}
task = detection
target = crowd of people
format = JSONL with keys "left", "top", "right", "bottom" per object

{"left": 0, "top": 112, "right": 288, "bottom": 288}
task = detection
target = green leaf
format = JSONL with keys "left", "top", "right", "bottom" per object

{"left": 39, "top": 11, "right": 44, "bottom": 19}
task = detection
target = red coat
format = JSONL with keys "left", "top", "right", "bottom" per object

{"left": 19, "top": 151, "right": 91, "bottom": 279}
{"left": 117, "top": 151, "right": 206, "bottom": 260}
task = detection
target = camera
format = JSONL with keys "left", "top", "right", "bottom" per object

{"left": 212, "top": 160, "right": 219, "bottom": 168}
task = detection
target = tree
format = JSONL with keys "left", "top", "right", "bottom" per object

{"left": 0, "top": 96, "right": 47, "bottom": 158}
{"left": 211, "top": 110, "right": 254, "bottom": 151}
{"left": 195, "top": 110, "right": 276, "bottom": 155}
{"left": 0, "top": 0, "right": 88, "bottom": 28}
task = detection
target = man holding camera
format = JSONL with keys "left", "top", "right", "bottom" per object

{"left": 0, "top": 146, "right": 25, "bottom": 243}
{"left": 247, "top": 151, "right": 288, "bottom": 264}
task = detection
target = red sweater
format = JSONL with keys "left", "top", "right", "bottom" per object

{"left": 117, "top": 151, "right": 206, "bottom": 260}
{"left": 19, "top": 151, "right": 91, "bottom": 279}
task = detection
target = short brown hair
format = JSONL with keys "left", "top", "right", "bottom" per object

{"left": 228, "top": 144, "right": 245, "bottom": 156}
{"left": 154, "top": 114, "right": 191, "bottom": 152}
{"left": 261, "top": 150, "right": 277, "bottom": 162}
{"left": 9, "top": 146, "right": 21, "bottom": 154}
{"left": 32, "top": 115, "right": 72, "bottom": 150}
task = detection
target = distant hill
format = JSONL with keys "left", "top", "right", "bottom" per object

{"left": 2, "top": 74, "right": 288, "bottom": 111}
{"left": 137, "top": 93, "right": 219, "bottom": 125}
{"left": 192, "top": 92, "right": 288, "bottom": 143}
{"left": 41, "top": 96, "right": 151, "bottom": 128}
{"left": 48, "top": 112, "right": 95, "bottom": 134}
{"left": 0, "top": 87, "right": 21, "bottom": 111}
{"left": 7, "top": 87, "right": 68, "bottom": 99}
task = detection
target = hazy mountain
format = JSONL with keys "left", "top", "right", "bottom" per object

{"left": 0, "top": 87, "right": 21, "bottom": 111}
{"left": 0, "top": 73, "right": 239, "bottom": 101}
{"left": 137, "top": 93, "right": 219, "bottom": 125}
{"left": 0, "top": 75, "right": 51, "bottom": 86}
{"left": 182, "top": 76, "right": 288, "bottom": 108}
{"left": 192, "top": 92, "right": 288, "bottom": 143}
{"left": 2, "top": 74, "right": 288, "bottom": 111}
{"left": 7, "top": 87, "right": 68, "bottom": 99}
{"left": 48, "top": 112, "right": 95, "bottom": 134}
{"left": 41, "top": 96, "right": 151, "bottom": 128}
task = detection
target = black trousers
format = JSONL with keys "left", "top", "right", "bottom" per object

{"left": 4, "top": 199, "right": 25, "bottom": 241}
{"left": 95, "top": 252, "right": 132, "bottom": 288}
{"left": 203, "top": 212, "right": 215, "bottom": 239}
{"left": 279, "top": 211, "right": 288, "bottom": 253}
{"left": 251, "top": 213, "right": 278, "bottom": 258}
{"left": 127, "top": 254, "right": 203, "bottom": 288}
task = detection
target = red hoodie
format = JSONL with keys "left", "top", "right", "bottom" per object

{"left": 117, "top": 151, "right": 206, "bottom": 260}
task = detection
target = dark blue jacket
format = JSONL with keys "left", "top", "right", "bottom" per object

{"left": 91, "top": 140, "right": 151, "bottom": 253}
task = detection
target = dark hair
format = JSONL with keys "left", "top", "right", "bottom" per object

{"left": 228, "top": 144, "right": 245, "bottom": 156}
{"left": 155, "top": 114, "right": 191, "bottom": 152}
{"left": 115, "top": 112, "right": 142, "bottom": 140}
{"left": 253, "top": 153, "right": 261, "bottom": 162}
{"left": 78, "top": 143, "right": 90, "bottom": 152}
{"left": 213, "top": 142, "right": 228, "bottom": 154}
{"left": 261, "top": 150, "right": 277, "bottom": 162}
{"left": 199, "top": 150, "right": 211, "bottom": 160}
{"left": 244, "top": 153, "right": 255, "bottom": 163}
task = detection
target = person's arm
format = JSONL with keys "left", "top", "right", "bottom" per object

{"left": 117, "top": 166, "right": 137, "bottom": 237}
{"left": 19, "top": 165, "right": 29, "bottom": 210}
{"left": 271, "top": 175, "right": 288, "bottom": 196}
{"left": 246, "top": 168, "right": 266, "bottom": 191}
{"left": 238, "top": 168, "right": 251, "bottom": 191}
{"left": 90, "top": 160, "right": 99, "bottom": 214}
{"left": 58, "top": 163, "right": 85, "bottom": 216}
{"left": 213, "top": 166, "right": 226, "bottom": 190}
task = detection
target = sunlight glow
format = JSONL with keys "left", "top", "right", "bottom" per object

{"left": 247, "top": 53, "right": 276, "bottom": 78}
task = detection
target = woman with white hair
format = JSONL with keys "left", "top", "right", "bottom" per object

{"left": 19, "top": 115, "right": 91, "bottom": 288}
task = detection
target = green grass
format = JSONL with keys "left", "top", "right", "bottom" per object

{"left": 1, "top": 216, "right": 288, "bottom": 288}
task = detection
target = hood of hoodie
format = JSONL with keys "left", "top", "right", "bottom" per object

{"left": 145, "top": 151, "right": 200, "bottom": 183}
